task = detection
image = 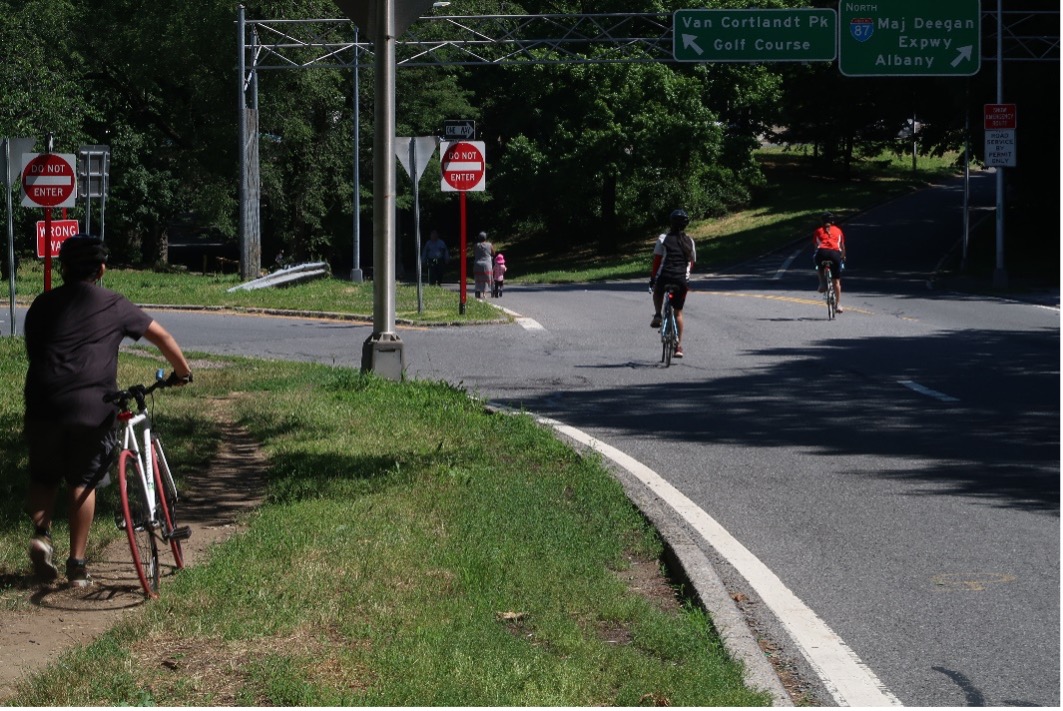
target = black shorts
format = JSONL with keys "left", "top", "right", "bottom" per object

{"left": 654, "top": 278, "right": 689, "bottom": 311}
{"left": 815, "top": 249, "right": 844, "bottom": 278}
{"left": 25, "top": 419, "right": 116, "bottom": 490}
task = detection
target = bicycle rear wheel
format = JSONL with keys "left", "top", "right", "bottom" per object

{"left": 118, "top": 450, "right": 160, "bottom": 598}
{"left": 151, "top": 440, "right": 185, "bottom": 569}
{"left": 823, "top": 267, "right": 836, "bottom": 320}
{"left": 662, "top": 306, "right": 677, "bottom": 367}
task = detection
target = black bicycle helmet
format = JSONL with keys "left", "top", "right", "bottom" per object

{"left": 669, "top": 208, "right": 689, "bottom": 231}
{"left": 821, "top": 211, "right": 835, "bottom": 223}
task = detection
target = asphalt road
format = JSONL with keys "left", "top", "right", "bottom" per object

{"left": 6, "top": 172, "right": 1057, "bottom": 706}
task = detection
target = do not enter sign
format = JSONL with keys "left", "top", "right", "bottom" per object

{"left": 440, "top": 141, "right": 486, "bottom": 192}
{"left": 21, "top": 153, "right": 78, "bottom": 208}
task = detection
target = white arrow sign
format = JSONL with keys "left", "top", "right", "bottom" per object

{"left": 951, "top": 45, "right": 973, "bottom": 67}
{"left": 682, "top": 34, "right": 703, "bottom": 55}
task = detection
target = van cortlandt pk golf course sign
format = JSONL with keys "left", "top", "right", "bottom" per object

{"left": 673, "top": 8, "right": 836, "bottom": 62}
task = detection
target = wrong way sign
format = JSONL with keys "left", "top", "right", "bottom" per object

{"left": 36, "top": 219, "right": 80, "bottom": 258}
{"left": 21, "top": 153, "right": 78, "bottom": 208}
{"left": 440, "top": 141, "right": 486, "bottom": 192}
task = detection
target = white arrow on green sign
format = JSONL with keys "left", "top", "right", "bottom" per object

{"left": 839, "top": 0, "right": 981, "bottom": 76}
{"left": 673, "top": 8, "right": 837, "bottom": 63}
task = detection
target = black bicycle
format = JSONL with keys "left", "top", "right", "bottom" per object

{"left": 659, "top": 287, "right": 680, "bottom": 366}
{"left": 819, "top": 260, "right": 837, "bottom": 320}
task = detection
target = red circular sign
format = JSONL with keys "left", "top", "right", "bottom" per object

{"left": 441, "top": 141, "right": 485, "bottom": 191}
{"left": 22, "top": 153, "right": 77, "bottom": 208}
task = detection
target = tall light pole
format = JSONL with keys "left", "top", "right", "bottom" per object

{"left": 992, "top": 0, "right": 1007, "bottom": 289}
{"left": 351, "top": 23, "right": 363, "bottom": 282}
{"left": 333, "top": 0, "right": 438, "bottom": 378}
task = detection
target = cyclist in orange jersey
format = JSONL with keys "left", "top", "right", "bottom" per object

{"left": 813, "top": 212, "right": 846, "bottom": 313}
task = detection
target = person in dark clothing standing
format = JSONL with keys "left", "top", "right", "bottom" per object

{"left": 23, "top": 235, "right": 192, "bottom": 587}
{"left": 421, "top": 230, "right": 449, "bottom": 286}
{"left": 649, "top": 209, "right": 697, "bottom": 358}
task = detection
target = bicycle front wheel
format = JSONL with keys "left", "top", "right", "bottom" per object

{"left": 118, "top": 450, "right": 160, "bottom": 598}
{"left": 662, "top": 312, "right": 676, "bottom": 367}
{"left": 151, "top": 440, "right": 184, "bottom": 569}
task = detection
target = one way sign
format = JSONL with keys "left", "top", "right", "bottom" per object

{"left": 443, "top": 120, "right": 476, "bottom": 140}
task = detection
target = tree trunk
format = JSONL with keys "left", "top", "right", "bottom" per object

{"left": 601, "top": 172, "right": 618, "bottom": 253}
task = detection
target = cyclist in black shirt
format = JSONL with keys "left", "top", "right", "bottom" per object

{"left": 649, "top": 209, "right": 697, "bottom": 358}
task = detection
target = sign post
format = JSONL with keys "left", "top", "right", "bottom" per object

{"left": 395, "top": 136, "right": 439, "bottom": 313}
{"left": 2, "top": 136, "right": 35, "bottom": 336}
{"left": 839, "top": 0, "right": 981, "bottom": 77}
{"left": 440, "top": 140, "right": 486, "bottom": 314}
{"left": 22, "top": 151, "right": 78, "bottom": 291}
{"left": 673, "top": 8, "right": 836, "bottom": 63}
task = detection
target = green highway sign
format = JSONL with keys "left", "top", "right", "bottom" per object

{"left": 839, "top": 0, "right": 981, "bottom": 76}
{"left": 673, "top": 8, "right": 836, "bottom": 63}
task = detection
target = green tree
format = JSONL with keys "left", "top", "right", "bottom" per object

{"left": 0, "top": 0, "right": 87, "bottom": 275}
{"left": 72, "top": 0, "right": 236, "bottom": 263}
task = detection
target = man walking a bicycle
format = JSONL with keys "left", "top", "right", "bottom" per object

{"left": 23, "top": 235, "right": 192, "bottom": 588}
{"left": 649, "top": 209, "right": 696, "bottom": 359}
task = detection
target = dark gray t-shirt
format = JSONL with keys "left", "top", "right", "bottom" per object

{"left": 24, "top": 281, "right": 153, "bottom": 427}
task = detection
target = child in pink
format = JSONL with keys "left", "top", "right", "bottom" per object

{"left": 492, "top": 253, "right": 507, "bottom": 297}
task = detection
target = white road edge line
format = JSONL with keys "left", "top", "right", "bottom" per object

{"left": 774, "top": 247, "right": 805, "bottom": 280}
{"left": 538, "top": 416, "right": 903, "bottom": 708}
{"left": 497, "top": 305, "right": 545, "bottom": 331}
{"left": 898, "top": 380, "right": 960, "bottom": 402}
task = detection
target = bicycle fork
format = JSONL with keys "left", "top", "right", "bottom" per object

{"left": 115, "top": 414, "right": 157, "bottom": 530}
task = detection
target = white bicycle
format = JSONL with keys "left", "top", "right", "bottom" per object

{"left": 104, "top": 370, "right": 191, "bottom": 598}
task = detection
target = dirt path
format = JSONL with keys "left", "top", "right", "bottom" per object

{"left": 0, "top": 398, "right": 268, "bottom": 702}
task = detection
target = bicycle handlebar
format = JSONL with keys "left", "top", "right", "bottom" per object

{"left": 104, "top": 369, "right": 179, "bottom": 411}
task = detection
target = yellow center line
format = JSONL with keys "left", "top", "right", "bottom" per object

{"left": 695, "top": 290, "right": 879, "bottom": 316}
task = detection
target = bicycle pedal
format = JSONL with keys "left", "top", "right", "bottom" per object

{"left": 167, "top": 526, "right": 192, "bottom": 541}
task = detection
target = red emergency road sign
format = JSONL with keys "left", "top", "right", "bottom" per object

{"left": 21, "top": 153, "right": 78, "bottom": 208}
{"left": 36, "top": 219, "right": 81, "bottom": 258}
{"left": 440, "top": 141, "right": 486, "bottom": 192}
{"left": 984, "top": 104, "right": 1017, "bottom": 130}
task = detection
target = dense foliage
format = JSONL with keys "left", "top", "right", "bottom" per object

{"left": 1, "top": 0, "right": 1056, "bottom": 275}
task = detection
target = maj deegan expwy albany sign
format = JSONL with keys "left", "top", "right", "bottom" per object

{"left": 839, "top": 0, "right": 980, "bottom": 76}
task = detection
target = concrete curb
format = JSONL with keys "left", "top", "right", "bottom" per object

{"left": 530, "top": 416, "right": 792, "bottom": 706}
{"left": 611, "top": 467, "right": 794, "bottom": 707}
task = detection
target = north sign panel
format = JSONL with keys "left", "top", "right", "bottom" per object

{"left": 839, "top": 0, "right": 981, "bottom": 76}
{"left": 673, "top": 9, "right": 836, "bottom": 63}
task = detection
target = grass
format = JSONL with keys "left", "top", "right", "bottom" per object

{"left": 478, "top": 147, "right": 966, "bottom": 284}
{"left": 9, "top": 264, "right": 504, "bottom": 325}
{"left": 0, "top": 339, "right": 770, "bottom": 706}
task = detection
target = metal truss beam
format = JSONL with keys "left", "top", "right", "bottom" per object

{"left": 244, "top": 11, "right": 1059, "bottom": 72}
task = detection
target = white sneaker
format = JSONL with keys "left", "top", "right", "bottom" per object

{"left": 29, "top": 536, "right": 58, "bottom": 582}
